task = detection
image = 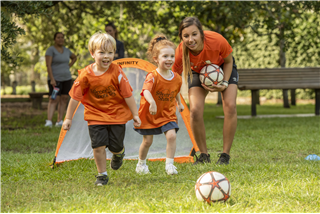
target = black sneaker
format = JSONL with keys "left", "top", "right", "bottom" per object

{"left": 216, "top": 153, "right": 230, "bottom": 165}
{"left": 110, "top": 150, "right": 125, "bottom": 170}
{"left": 193, "top": 153, "right": 211, "bottom": 165}
{"left": 95, "top": 174, "right": 109, "bottom": 186}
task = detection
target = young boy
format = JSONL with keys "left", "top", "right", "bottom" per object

{"left": 62, "top": 31, "right": 141, "bottom": 186}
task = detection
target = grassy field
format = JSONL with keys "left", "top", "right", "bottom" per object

{"left": 1, "top": 103, "right": 319, "bottom": 213}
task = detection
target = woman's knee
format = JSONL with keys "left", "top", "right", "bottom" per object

{"left": 223, "top": 101, "right": 237, "bottom": 116}
{"left": 190, "top": 108, "right": 203, "bottom": 121}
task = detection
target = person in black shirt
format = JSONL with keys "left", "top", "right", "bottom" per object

{"left": 105, "top": 22, "right": 125, "bottom": 60}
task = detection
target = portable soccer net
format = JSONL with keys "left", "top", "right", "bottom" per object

{"left": 51, "top": 58, "right": 198, "bottom": 167}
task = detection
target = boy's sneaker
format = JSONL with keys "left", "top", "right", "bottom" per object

{"left": 136, "top": 164, "right": 150, "bottom": 174}
{"left": 216, "top": 153, "right": 230, "bottom": 165}
{"left": 110, "top": 150, "right": 125, "bottom": 170}
{"left": 193, "top": 153, "right": 211, "bottom": 165}
{"left": 55, "top": 120, "right": 63, "bottom": 127}
{"left": 44, "top": 120, "right": 53, "bottom": 128}
{"left": 95, "top": 174, "right": 109, "bottom": 186}
{"left": 166, "top": 163, "right": 178, "bottom": 175}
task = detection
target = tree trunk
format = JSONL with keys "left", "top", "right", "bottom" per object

{"left": 217, "top": 92, "right": 222, "bottom": 105}
{"left": 279, "top": 29, "right": 290, "bottom": 108}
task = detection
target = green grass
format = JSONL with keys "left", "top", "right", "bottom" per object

{"left": 1, "top": 104, "right": 320, "bottom": 212}
{"left": 1, "top": 97, "right": 49, "bottom": 103}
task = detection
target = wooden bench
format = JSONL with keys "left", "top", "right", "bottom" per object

{"left": 28, "top": 92, "right": 49, "bottom": 109}
{"left": 237, "top": 67, "right": 320, "bottom": 116}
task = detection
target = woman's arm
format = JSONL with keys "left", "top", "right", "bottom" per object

{"left": 45, "top": 55, "right": 56, "bottom": 87}
{"left": 69, "top": 53, "right": 77, "bottom": 67}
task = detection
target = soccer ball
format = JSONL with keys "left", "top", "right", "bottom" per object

{"left": 199, "top": 64, "right": 224, "bottom": 87}
{"left": 195, "top": 171, "right": 231, "bottom": 204}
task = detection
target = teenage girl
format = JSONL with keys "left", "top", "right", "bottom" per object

{"left": 172, "top": 17, "right": 239, "bottom": 165}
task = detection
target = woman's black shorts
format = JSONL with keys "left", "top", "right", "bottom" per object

{"left": 48, "top": 79, "right": 73, "bottom": 96}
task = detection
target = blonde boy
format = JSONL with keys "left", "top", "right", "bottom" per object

{"left": 63, "top": 32, "right": 141, "bottom": 186}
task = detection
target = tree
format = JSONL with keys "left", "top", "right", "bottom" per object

{"left": 1, "top": 1, "right": 59, "bottom": 67}
{"left": 246, "top": 1, "right": 320, "bottom": 107}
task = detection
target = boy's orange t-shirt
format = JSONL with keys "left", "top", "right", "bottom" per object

{"left": 135, "top": 70, "right": 182, "bottom": 130}
{"left": 172, "top": 31, "right": 233, "bottom": 75}
{"left": 69, "top": 63, "right": 133, "bottom": 125}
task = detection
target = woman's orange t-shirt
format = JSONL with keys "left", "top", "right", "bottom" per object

{"left": 135, "top": 70, "right": 182, "bottom": 130}
{"left": 69, "top": 63, "right": 133, "bottom": 125}
{"left": 172, "top": 31, "right": 233, "bottom": 75}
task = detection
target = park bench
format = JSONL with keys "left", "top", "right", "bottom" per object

{"left": 237, "top": 67, "right": 320, "bottom": 116}
{"left": 28, "top": 92, "right": 49, "bottom": 109}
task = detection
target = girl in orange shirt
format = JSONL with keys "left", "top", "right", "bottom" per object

{"left": 134, "top": 35, "right": 184, "bottom": 175}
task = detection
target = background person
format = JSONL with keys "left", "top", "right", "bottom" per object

{"left": 45, "top": 32, "right": 77, "bottom": 127}
{"left": 172, "top": 17, "right": 239, "bottom": 165}
{"left": 105, "top": 22, "right": 125, "bottom": 60}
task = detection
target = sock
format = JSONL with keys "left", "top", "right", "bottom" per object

{"left": 113, "top": 148, "right": 125, "bottom": 155}
{"left": 98, "top": 171, "right": 108, "bottom": 176}
{"left": 138, "top": 159, "right": 146, "bottom": 165}
{"left": 166, "top": 158, "right": 174, "bottom": 165}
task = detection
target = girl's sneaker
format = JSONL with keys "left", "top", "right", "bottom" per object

{"left": 165, "top": 163, "right": 178, "bottom": 175}
{"left": 44, "top": 120, "right": 52, "bottom": 128}
{"left": 136, "top": 164, "right": 150, "bottom": 174}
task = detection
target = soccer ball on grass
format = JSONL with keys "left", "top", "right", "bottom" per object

{"left": 195, "top": 171, "right": 231, "bottom": 204}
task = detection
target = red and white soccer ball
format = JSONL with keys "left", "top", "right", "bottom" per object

{"left": 199, "top": 64, "right": 224, "bottom": 87}
{"left": 195, "top": 171, "right": 231, "bottom": 204}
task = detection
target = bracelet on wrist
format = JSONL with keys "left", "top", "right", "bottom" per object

{"left": 221, "top": 80, "right": 229, "bottom": 89}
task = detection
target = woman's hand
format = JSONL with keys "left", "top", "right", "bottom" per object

{"left": 50, "top": 79, "right": 57, "bottom": 87}
{"left": 201, "top": 83, "right": 226, "bottom": 92}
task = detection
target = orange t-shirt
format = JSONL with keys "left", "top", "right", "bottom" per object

{"left": 135, "top": 70, "right": 182, "bottom": 130}
{"left": 172, "top": 31, "right": 233, "bottom": 75}
{"left": 69, "top": 63, "right": 133, "bottom": 125}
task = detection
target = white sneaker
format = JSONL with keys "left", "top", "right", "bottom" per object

{"left": 136, "top": 164, "right": 150, "bottom": 174}
{"left": 44, "top": 120, "right": 52, "bottom": 128}
{"left": 166, "top": 163, "right": 178, "bottom": 175}
{"left": 55, "top": 120, "right": 63, "bottom": 127}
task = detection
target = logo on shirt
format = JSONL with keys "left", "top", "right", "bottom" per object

{"left": 90, "top": 85, "right": 116, "bottom": 99}
{"left": 156, "top": 89, "right": 178, "bottom": 102}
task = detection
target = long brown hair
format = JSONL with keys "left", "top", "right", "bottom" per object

{"left": 178, "top": 17, "right": 204, "bottom": 82}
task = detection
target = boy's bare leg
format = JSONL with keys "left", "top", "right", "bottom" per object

{"left": 93, "top": 146, "right": 106, "bottom": 173}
